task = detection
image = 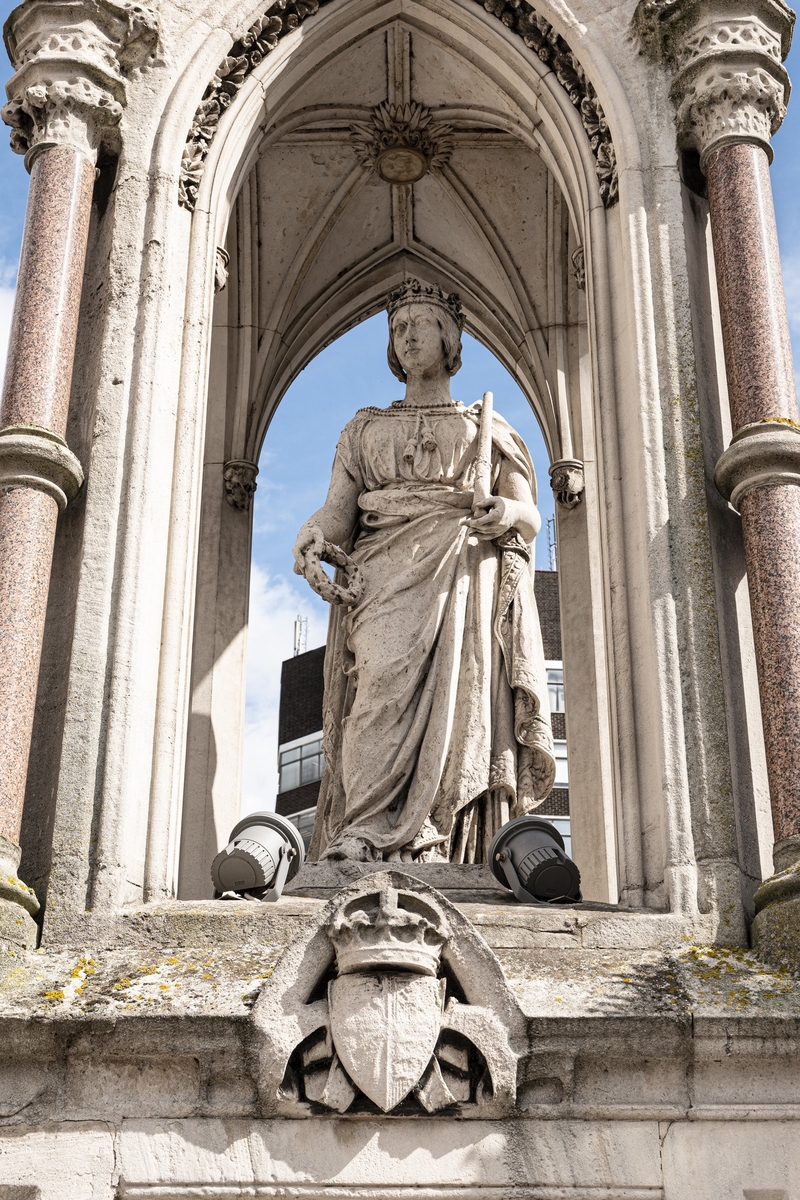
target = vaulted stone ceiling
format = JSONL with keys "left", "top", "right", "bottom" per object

{"left": 216, "top": 17, "right": 585, "bottom": 464}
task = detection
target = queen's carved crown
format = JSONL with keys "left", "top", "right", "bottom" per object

{"left": 387, "top": 278, "right": 465, "bottom": 330}
{"left": 328, "top": 887, "right": 448, "bottom": 977}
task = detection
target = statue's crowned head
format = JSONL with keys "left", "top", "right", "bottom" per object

{"left": 387, "top": 278, "right": 465, "bottom": 382}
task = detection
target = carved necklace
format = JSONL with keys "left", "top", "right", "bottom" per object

{"left": 354, "top": 401, "right": 475, "bottom": 416}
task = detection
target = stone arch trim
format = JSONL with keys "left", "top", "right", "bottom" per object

{"left": 177, "top": 0, "right": 619, "bottom": 211}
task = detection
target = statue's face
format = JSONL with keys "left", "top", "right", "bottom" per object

{"left": 391, "top": 304, "right": 446, "bottom": 375}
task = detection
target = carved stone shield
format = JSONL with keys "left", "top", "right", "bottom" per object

{"left": 329, "top": 972, "right": 444, "bottom": 1111}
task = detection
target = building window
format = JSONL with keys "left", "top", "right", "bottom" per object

{"left": 278, "top": 733, "right": 324, "bottom": 793}
{"left": 548, "top": 816, "right": 572, "bottom": 858}
{"left": 547, "top": 666, "right": 565, "bottom": 713}
{"left": 553, "top": 740, "right": 569, "bottom": 787}
{"left": 286, "top": 806, "right": 318, "bottom": 850}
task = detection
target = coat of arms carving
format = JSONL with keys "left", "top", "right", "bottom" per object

{"left": 251, "top": 871, "right": 526, "bottom": 1115}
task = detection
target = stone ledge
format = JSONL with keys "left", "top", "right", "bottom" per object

{"left": 42, "top": 893, "right": 729, "bottom": 954}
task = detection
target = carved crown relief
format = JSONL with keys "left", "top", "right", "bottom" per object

{"left": 2, "top": 0, "right": 160, "bottom": 163}
{"left": 250, "top": 871, "right": 525, "bottom": 1116}
{"left": 177, "top": 0, "right": 619, "bottom": 210}
{"left": 634, "top": 0, "right": 794, "bottom": 165}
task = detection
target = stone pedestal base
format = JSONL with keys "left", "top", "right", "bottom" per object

{"left": 0, "top": 834, "right": 39, "bottom": 948}
{"left": 751, "top": 852, "right": 800, "bottom": 974}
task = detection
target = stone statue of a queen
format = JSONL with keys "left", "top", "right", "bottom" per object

{"left": 293, "top": 279, "right": 556, "bottom": 863}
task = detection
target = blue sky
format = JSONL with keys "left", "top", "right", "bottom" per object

{"left": 1, "top": 10, "right": 799, "bottom": 807}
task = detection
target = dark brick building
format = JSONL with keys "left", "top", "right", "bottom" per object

{"left": 276, "top": 570, "right": 570, "bottom": 849}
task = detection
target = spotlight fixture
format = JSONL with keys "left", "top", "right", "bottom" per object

{"left": 211, "top": 811, "right": 305, "bottom": 902}
{"left": 489, "top": 815, "right": 582, "bottom": 905}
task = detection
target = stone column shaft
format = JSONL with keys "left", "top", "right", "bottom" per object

{"left": 706, "top": 144, "right": 796, "bottom": 429}
{"left": 2, "top": 148, "right": 95, "bottom": 434}
{"left": 705, "top": 142, "right": 800, "bottom": 857}
{"left": 0, "top": 147, "right": 92, "bottom": 847}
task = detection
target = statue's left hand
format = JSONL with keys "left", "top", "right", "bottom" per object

{"left": 469, "top": 495, "right": 541, "bottom": 543}
{"left": 468, "top": 496, "right": 519, "bottom": 539}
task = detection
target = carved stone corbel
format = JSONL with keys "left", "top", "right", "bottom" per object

{"left": 223, "top": 459, "right": 259, "bottom": 511}
{"left": 2, "top": 0, "right": 160, "bottom": 166}
{"left": 714, "top": 420, "right": 800, "bottom": 512}
{"left": 634, "top": 0, "right": 794, "bottom": 166}
{"left": 214, "top": 246, "right": 230, "bottom": 293}
{"left": 0, "top": 426, "right": 84, "bottom": 510}
{"left": 549, "top": 458, "right": 585, "bottom": 509}
{"left": 570, "top": 246, "right": 586, "bottom": 291}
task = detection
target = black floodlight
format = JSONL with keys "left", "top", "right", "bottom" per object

{"left": 211, "top": 811, "right": 305, "bottom": 902}
{"left": 489, "top": 815, "right": 582, "bottom": 905}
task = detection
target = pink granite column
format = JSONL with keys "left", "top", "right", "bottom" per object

{"left": 0, "top": 146, "right": 94, "bottom": 848}
{"left": 706, "top": 143, "right": 800, "bottom": 865}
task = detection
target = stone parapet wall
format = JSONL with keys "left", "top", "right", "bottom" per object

{"left": 0, "top": 887, "right": 798, "bottom": 1196}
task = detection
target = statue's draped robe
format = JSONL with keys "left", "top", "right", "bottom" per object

{"left": 309, "top": 400, "right": 556, "bottom": 863}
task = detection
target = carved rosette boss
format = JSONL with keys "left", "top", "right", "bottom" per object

{"left": 2, "top": 0, "right": 160, "bottom": 167}
{"left": 350, "top": 101, "right": 454, "bottom": 183}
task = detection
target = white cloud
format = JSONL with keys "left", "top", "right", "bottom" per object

{"left": 241, "top": 564, "right": 328, "bottom": 816}
{"left": 0, "top": 284, "right": 15, "bottom": 387}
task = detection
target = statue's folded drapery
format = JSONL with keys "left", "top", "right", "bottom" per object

{"left": 309, "top": 399, "right": 556, "bottom": 863}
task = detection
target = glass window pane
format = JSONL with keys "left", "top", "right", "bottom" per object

{"left": 281, "top": 746, "right": 301, "bottom": 764}
{"left": 553, "top": 741, "right": 568, "bottom": 786}
{"left": 547, "top": 669, "right": 565, "bottom": 713}
{"left": 300, "top": 740, "right": 322, "bottom": 759}
{"left": 279, "top": 760, "right": 301, "bottom": 792}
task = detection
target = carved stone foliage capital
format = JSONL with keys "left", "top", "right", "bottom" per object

{"left": 549, "top": 458, "right": 585, "bottom": 509}
{"left": 2, "top": 0, "right": 160, "bottom": 164}
{"left": 633, "top": 0, "right": 794, "bottom": 165}
{"left": 251, "top": 870, "right": 527, "bottom": 1116}
{"left": 223, "top": 459, "right": 258, "bottom": 511}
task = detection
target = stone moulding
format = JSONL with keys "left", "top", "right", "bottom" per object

{"left": 714, "top": 419, "right": 800, "bottom": 512}
{"left": 177, "top": 0, "right": 619, "bottom": 210}
{"left": 2, "top": 0, "right": 161, "bottom": 165}
{"left": 0, "top": 425, "right": 85, "bottom": 510}
{"left": 633, "top": 0, "right": 794, "bottom": 166}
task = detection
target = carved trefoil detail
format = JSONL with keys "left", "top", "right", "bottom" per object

{"left": 252, "top": 871, "right": 525, "bottom": 1116}
{"left": 177, "top": 0, "right": 619, "bottom": 210}
{"left": 223, "top": 460, "right": 258, "bottom": 511}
